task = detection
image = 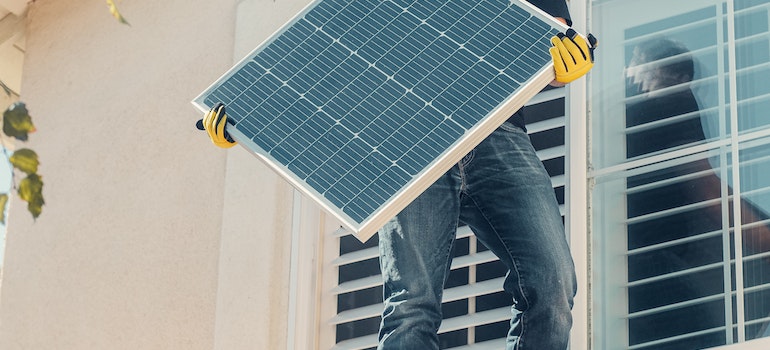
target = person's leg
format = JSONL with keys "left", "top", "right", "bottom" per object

{"left": 459, "top": 122, "right": 576, "bottom": 350}
{"left": 377, "top": 167, "right": 462, "bottom": 350}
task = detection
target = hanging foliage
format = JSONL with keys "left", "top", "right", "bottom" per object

{"left": 1, "top": 102, "right": 44, "bottom": 223}
{"left": 0, "top": 2, "right": 128, "bottom": 223}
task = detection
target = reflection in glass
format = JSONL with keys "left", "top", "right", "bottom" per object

{"left": 592, "top": 0, "right": 770, "bottom": 348}
{"left": 621, "top": 36, "right": 770, "bottom": 347}
{"left": 734, "top": 3, "right": 770, "bottom": 133}
{"left": 625, "top": 38, "right": 706, "bottom": 158}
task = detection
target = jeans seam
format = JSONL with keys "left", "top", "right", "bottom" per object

{"left": 460, "top": 149, "right": 475, "bottom": 167}
{"left": 458, "top": 152, "right": 473, "bottom": 194}
{"left": 467, "top": 195, "right": 531, "bottom": 348}
{"left": 439, "top": 229, "right": 456, "bottom": 303}
{"left": 499, "top": 121, "right": 526, "bottom": 133}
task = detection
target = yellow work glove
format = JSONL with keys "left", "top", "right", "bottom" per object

{"left": 550, "top": 29, "right": 598, "bottom": 84}
{"left": 196, "top": 103, "right": 237, "bottom": 148}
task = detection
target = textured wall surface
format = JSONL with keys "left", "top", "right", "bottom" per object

{"left": 0, "top": 0, "right": 303, "bottom": 349}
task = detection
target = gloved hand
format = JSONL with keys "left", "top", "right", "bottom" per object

{"left": 550, "top": 29, "right": 598, "bottom": 84}
{"left": 196, "top": 102, "right": 237, "bottom": 148}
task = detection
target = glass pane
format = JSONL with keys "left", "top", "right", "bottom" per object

{"left": 735, "top": 1, "right": 770, "bottom": 133}
{"left": 592, "top": 0, "right": 738, "bottom": 168}
{"left": 738, "top": 136, "right": 770, "bottom": 340}
{"left": 591, "top": 1, "right": 770, "bottom": 347}
{"left": 592, "top": 149, "right": 732, "bottom": 349}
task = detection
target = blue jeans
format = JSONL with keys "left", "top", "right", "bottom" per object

{"left": 377, "top": 122, "right": 576, "bottom": 349}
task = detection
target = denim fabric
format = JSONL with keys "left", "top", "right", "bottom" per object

{"left": 377, "top": 122, "right": 577, "bottom": 350}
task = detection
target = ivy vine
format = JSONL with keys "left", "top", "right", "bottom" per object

{"left": 0, "top": 101, "right": 43, "bottom": 223}
{"left": 0, "top": 1, "right": 128, "bottom": 223}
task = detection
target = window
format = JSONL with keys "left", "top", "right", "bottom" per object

{"left": 322, "top": 86, "right": 570, "bottom": 349}
{"left": 591, "top": 0, "right": 770, "bottom": 348}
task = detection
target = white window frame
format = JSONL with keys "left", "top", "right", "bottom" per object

{"left": 285, "top": 189, "right": 345, "bottom": 350}
{"left": 565, "top": 0, "right": 592, "bottom": 348}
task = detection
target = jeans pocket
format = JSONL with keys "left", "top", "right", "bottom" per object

{"left": 498, "top": 120, "right": 526, "bottom": 134}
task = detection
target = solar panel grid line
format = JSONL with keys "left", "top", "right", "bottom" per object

{"left": 345, "top": 69, "right": 557, "bottom": 241}
{"left": 193, "top": 0, "right": 570, "bottom": 241}
{"left": 225, "top": 0, "right": 512, "bottom": 221}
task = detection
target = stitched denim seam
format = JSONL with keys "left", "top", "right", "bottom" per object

{"left": 499, "top": 121, "right": 526, "bottom": 134}
{"left": 466, "top": 195, "right": 531, "bottom": 348}
{"left": 457, "top": 152, "right": 473, "bottom": 195}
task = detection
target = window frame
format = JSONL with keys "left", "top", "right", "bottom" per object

{"left": 565, "top": 0, "right": 592, "bottom": 348}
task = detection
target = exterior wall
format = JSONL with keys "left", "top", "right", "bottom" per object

{"left": 212, "top": 2, "right": 313, "bottom": 350}
{"left": 0, "top": 0, "right": 298, "bottom": 349}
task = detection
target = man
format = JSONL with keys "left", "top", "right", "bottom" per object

{"left": 199, "top": 1, "right": 595, "bottom": 348}
{"left": 374, "top": 2, "right": 592, "bottom": 348}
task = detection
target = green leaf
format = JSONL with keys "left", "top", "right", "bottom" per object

{"left": 0, "top": 193, "right": 8, "bottom": 224}
{"left": 3, "top": 102, "right": 36, "bottom": 141}
{"left": 18, "top": 173, "right": 44, "bottom": 219}
{"left": 106, "top": 0, "right": 130, "bottom": 25}
{"left": 10, "top": 148, "right": 39, "bottom": 174}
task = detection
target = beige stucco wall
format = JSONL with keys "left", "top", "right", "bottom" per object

{"left": 0, "top": 0, "right": 307, "bottom": 349}
{"left": 212, "top": 1, "right": 314, "bottom": 349}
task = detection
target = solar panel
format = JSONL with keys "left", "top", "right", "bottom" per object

{"left": 193, "top": 0, "right": 568, "bottom": 242}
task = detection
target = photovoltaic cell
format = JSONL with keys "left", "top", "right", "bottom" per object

{"left": 193, "top": 0, "right": 566, "bottom": 241}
